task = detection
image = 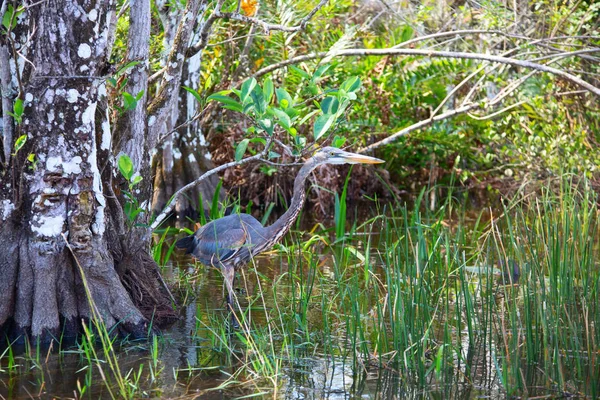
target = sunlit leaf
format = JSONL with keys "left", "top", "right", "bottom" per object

{"left": 206, "top": 94, "right": 243, "bottom": 112}
{"left": 241, "top": 77, "right": 257, "bottom": 104}
{"left": 270, "top": 107, "right": 291, "bottom": 129}
{"left": 320, "top": 96, "right": 339, "bottom": 114}
{"left": 263, "top": 78, "right": 274, "bottom": 104}
{"left": 312, "top": 64, "right": 331, "bottom": 81}
{"left": 118, "top": 154, "right": 134, "bottom": 180}
{"left": 13, "top": 98, "right": 23, "bottom": 117}
{"left": 313, "top": 114, "right": 335, "bottom": 140}
{"left": 275, "top": 88, "right": 293, "bottom": 109}
{"left": 183, "top": 86, "right": 203, "bottom": 104}
{"left": 235, "top": 138, "right": 250, "bottom": 161}
{"left": 13, "top": 134, "right": 26, "bottom": 154}
{"left": 340, "top": 76, "right": 361, "bottom": 93}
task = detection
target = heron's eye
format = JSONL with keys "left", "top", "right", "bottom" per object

{"left": 330, "top": 151, "right": 336, "bottom": 156}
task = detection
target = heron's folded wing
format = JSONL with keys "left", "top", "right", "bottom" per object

{"left": 194, "top": 226, "right": 247, "bottom": 265}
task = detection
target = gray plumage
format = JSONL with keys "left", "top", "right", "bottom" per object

{"left": 176, "top": 147, "right": 384, "bottom": 325}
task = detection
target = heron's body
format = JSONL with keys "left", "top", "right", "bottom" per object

{"left": 176, "top": 213, "right": 275, "bottom": 268}
{"left": 176, "top": 147, "right": 383, "bottom": 324}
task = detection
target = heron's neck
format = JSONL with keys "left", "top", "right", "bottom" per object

{"left": 266, "top": 160, "right": 316, "bottom": 240}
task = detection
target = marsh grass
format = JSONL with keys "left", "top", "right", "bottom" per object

{"left": 184, "top": 178, "right": 600, "bottom": 397}
{"left": 2, "top": 178, "right": 600, "bottom": 398}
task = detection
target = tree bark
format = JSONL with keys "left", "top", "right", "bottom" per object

{"left": 0, "top": 0, "right": 175, "bottom": 344}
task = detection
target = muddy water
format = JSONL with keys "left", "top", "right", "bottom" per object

{"left": 0, "top": 232, "right": 573, "bottom": 399}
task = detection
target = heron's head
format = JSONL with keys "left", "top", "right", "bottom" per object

{"left": 313, "top": 146, "right": 385, "bottom": 166}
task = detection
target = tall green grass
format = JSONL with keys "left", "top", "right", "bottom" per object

{"left": 191, "top": 178, "right": 600, "bottom": 397}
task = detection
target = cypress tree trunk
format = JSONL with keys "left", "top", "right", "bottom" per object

{"left": 0, "top": 0, "right": 175, "bottom": 344}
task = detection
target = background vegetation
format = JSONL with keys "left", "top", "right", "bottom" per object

{"left": 1, "top": 0, "right": 599, "bottom": 398}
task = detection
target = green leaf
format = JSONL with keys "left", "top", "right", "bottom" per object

{"left": 118, "top": 154, "right": 134, "bottom": 180}
{"left": 400, "top": 25, "right": 414, "bottom": 43}
{"left": 340, "top": 76, "right": 361, "bottom": 93}
{"left": 250, "top": 86, "right": 266, "bottom": 114}
{"left": 183, "top": 86, "right": 203, "bottom": 104}
{"left": 313, "top": 114, "right": 335, "bottom": 140}
{"left": 134, "top": 90, "right": 144, "bottom": 101}
{"left": 290, "top": 65, "right": 310, "bottom": 79}
{"left": 206, "top": 93, "right": 243, "bottom": 112}
{"left": 275, "top": 88, "right": 293, "bottom": 109}
{"left": 312, "top": 64, "right": 331, "bottom": 81}
{"left": 320, "top": 96, "right": 339, "bottom": 114}
{"left": 13, "top": 98, "right": 24, "bottom": 117}
{"left": 13, "top": 134, "right": 26, "bottom": 154}
{"left": 241, "top": 77, "right": 257, "bottom": 104}
{"left": 297, "top": 109, "right": 320, "bottom": 126}
{"left": 271, "top": 107, "right": 291, "bottom": 129}
{"left": 115, "top": 61, "right": 141, "bottom": 77}
{"left": 1, "top": 5, "right": 13, "bottom": 31}
{"left": 235, "top": 139, "right": 250, "bottom": 161}
{"left": 262, "top": 78, "right": 274, "bottom": 104}
{"left": 131, "top": 175, "right": 143, "bottom": 186}
{"left": 122, "top": 92, "right": 137, "bottom": 110}
{"left": 258, "top": 118, "right": 273, "bottom": 135}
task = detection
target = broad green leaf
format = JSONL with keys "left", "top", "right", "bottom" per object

{"left": 258, "top": 118, "right": 273, "bottom": 135}
{"left": 313, "top": 114, "right": 335, "bottom": 140}
{"left": 122, "top": 92, "right": 137, "bottom": 110}
{"left": 183, "top": 86, "right": 203, "bottom": 104}
{"left": 13, "top": 98, "right": 23, "bottom": 117}
{"left": 312, "top": 64, "right": 331, "bottom": 81}
{"left": 13, "top": 134, "right": 26, "bottom": 153}
{"left": 320, "top": 96, "right": 339, "bottom": 114}
{"left": 134, "top": 90, "right": 144, "bottom": 101}
{"left": 250, "top": 86, "right": 266, "bottom": 114}
{"left": 206, "top": 94, "right": 243, "bottom": 112}
{"left": 235, "top": 139, "right": 250, "bottom": 161}
{"left": 118, "top": 154, "right": 134, "bottom": 180}
{"left": 340, "top": 76, "right": 361, "bottom": 93}
{"left": 1, "top": 5, "right": 13, "bottom": 30}
{"left": 131, "top": 175, "right": 143, "bottom": 186}
{"left": 275, "top": 88, "right": 293, "bottom": 109}
{"left": 262, "top": 78, "right": 274, "bottom": 104}
{"left": 241, "top": 77, "right": 257, "bottom": 104}
{"left": 400, "top": 25, "right": 414, "bottom": 43}
{"left": 271, "top": 107, "right": 291, "bottom": 129}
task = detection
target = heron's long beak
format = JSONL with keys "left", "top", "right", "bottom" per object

{"left": 342, "top": 152, "right": 385, "bottom": 164}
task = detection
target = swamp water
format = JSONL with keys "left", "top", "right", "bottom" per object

{"left": 1, "top": 194, "right": 600, "bottom": 399}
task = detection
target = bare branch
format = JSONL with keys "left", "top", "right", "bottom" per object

{"left": 186, "top": 0, "right": 226, "bottom": 57}
{"left": 251, "top": 48, "right": 600, "bottom": 97}
{"left": 359, "top": 103, "right": 480, "bottom": 153}
{"left": 148, "top": 136, "right": 274, "bottom": 233}
{"left": 215, "top": 0, "right": 328, "bottom": 35}
{"left": 360, "top": 70, "right": 540, "bottom": 153}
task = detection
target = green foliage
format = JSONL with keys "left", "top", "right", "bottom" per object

{"left": 117, "top": 154, "right": 144, "bottom": 225}
{"left": 207, "top": 71, "right": 362, "bottom": 158}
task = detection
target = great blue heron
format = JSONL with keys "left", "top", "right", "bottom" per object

{"left": 176, "top": 146, "right": 384, "bottom": 323}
